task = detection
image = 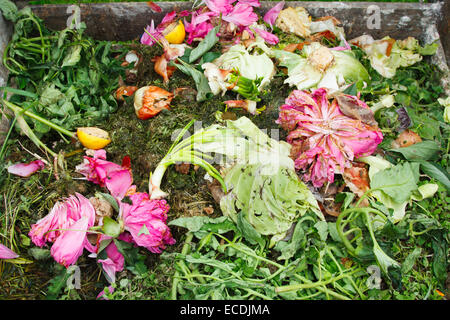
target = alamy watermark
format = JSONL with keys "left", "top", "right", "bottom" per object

{"left": 366, "top": 265, "right": 382, "bottom": 289}
{"left": 66, "top": 5, "right": 82, "bottom": 30}
{"left": 366, "top": 5, "right": 381, "bottom": 30}
{"left": 66, "top": 265, "right": 81, "bottom": 290}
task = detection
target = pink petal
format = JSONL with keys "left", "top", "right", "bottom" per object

{"left": 222, "top": 3, "right": 258, "bottom": 27}
{"left": 119, "top": 193, "right": 175, "bottom": 254}
{"left": 105, "top": 169, "right": 133, "bottom": 201}
{"left": 263, "top": 1, "right": 284, "bottom": 29}
{"left": 278, "top": 88, "right": 383, "bottom": 188}
{"left": 51, "top": 216, "right": 90, "bottom": 267}
{"left": 98, "top": 241, "right": 124, "bottom": 283}
{"left": 7, "top": 160, "right": 45, "bottom": 177}
{"left": 238, "top": 0, "right": 260, "bottom": 7}
{"left": 204, "top": 0, "right": 235, "bottom": 14}
{"left": 0, "top": 243, "right": 19, "bottom": 259}
{"left": 253, "top": 27, "right": 279, "bottom": 45}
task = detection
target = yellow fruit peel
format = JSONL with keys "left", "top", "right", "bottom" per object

{"left": 77, "top": 127, "right": 111, "bottom": 150}
{"left": 164, "top": 21, "right": 185, "bottom": 44}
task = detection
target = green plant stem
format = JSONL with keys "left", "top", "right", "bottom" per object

{"left": 171, "top": 232, "right": 194, "bottom": 300}
{"left": 276, "top": 268, "right": 360, "bottom": 293}
{"left": 1, "top": 99, "right": 76, "bottom": 138}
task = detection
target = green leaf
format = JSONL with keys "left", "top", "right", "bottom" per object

{"left": 236, "top": 210, "right": 266, "bottom": 248}
{"left": 401, "top": 247, "right": 422, "bottom": 274}
{"left": 417, "top": 161, "right": 450, "bottom": 191}
{"left": 277, "top": 220, "right": 306, "bottom": 261}
{"left": 417, "top": 43, "right": 438, "bottom": 56}
{"left": 96, "top": 192, "right": 119, "bottom": 212}
{"left": 431, "top": 232, "right": 448, "bottom": 286}
{"left": 189, "top": 26, "right": 219, "bottom": 64}
{"left": 28, "top": 247, "right": 51, "bottom": 260}
{"left": 0, "top": 0, "right": 18, "bottom": 22}
{"left": 61, "top": 45, "right": 82, "bottom": 68}
{"left": 102, "top": 216, "right": 121, "bottom": 238}
{"left": 314, "top": 221, "right": 328, "bottom": 242}
{"left": 371, "top": 162, "right": 419, "bottom": 203}
{"left": 199, "top": 51, "right": 221, "bottom": 65}
{"left": 388, "top": 141, "right": 440, "bottom": 161}
{"left": 174, "top": 60, "right": 212, "bottom": 102}
{"left": 169, "top": 216, "right": 214, "bottom": 232}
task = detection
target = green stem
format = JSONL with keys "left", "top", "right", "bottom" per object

{"left": 276, "top": 268, "right": 360, "bottom": 293}
{"left": 0, "top": 116, "right": 17, "bottom": 162}
{"left": 1, "top": 99, "right": 76, "bottom": 138}
{"left": 171, "top": 232, "right": 194, "bottom": 300}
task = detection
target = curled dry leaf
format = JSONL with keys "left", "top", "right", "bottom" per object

{"left": 336, "top": 95, "right": 378, "bottom": 127}
{"left": 207, "top": 180, "right": 225, "bottom": 204}
{"left": 89, "top": 196, "right": 113, "bottom": 225}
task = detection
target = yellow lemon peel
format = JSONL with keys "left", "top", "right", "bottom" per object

{"left": 77, "top": 127, "right": 111, "bottom": 150}
{"left": 163, "top": 20, "right": 185, "bottom": 44}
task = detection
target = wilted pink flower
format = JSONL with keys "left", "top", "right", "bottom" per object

{"left": 33, "top": 193, "right": 97, "bottom": 267}
{"left": 29, "top": 193, "right": 89, "bottom": 247}
{"left": 51, "top": 216, "right": 91, "bottom": 267}
{"left": 76, "top": 150, "right": 133, "bottom": 200}
{"left": 119, "top": 192, "right": 175, "bottom": 254}
{"left": 253, "top": 27, "right": 279, "bottom": 45}
{"left": 223, "top": 3, "right": 258, "bottom": 27}
{"left": 263, "top": 1, "right": 284, "bottom": 29}
{"left": 0, "top": 243, "right": 19, "bottom": 259}
{"left": 277, "top": 88, "right": 383, "bottom": 188}
{"left": 203, "top": 0, "right": 234, "bottom": 14}
{"left": 184, "top": 11, "right": 216, "bottom": 44}
{"left": 7, "top": 159, "right": 45, "bottom": 177}
{"left": 98, "top": 241, "right": 124, "bottom": 283}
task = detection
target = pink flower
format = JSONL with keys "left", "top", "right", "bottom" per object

{"left": 50, "top": 216, "right": 91, "bottom": 267}
{"left": 29, "top": 193, "right": 87, "bottom": 247}
{"left": 29, "top": 193, "right": 96, "bottom": 267}
{"left": 253, "top": 27, "right": 279, "bottom": 45}
{"left": 7, "top": 159, "right": 45, "bottom": 177}
{"left": 263, "top": 1, "right": 284, "bottom": 29}
{"left": 223, "top": 3, "right": 258, "bottom": 27}
{"left": 140, "top": 20, "right": 162, "bottom": 46}
{"left": 76, "top": 150, "right": 133, "bottom": 200}
{"left": 203, "top": 0, "right": 235, "bottom": 14}
{"left": 277, "top": 88, "right": 383, "bottom": 188}
{"left": 98, "top": 241, "right": 124, "bottom": 283}
{"left": 0, "top": 243, "right": 19, "bottom": 259}
{"left": 119, "top": 192, "right": 175, "bottom": 254}
{"left": 184, "top": 11, "right": 216, "bottom": 44}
